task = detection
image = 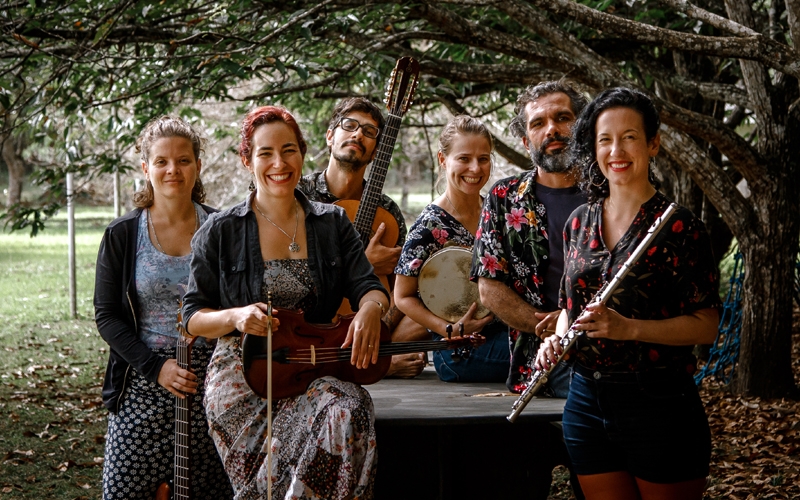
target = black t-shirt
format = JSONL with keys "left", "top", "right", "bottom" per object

{"left": 533, "top": 183, "right": 586, "bottom": 310}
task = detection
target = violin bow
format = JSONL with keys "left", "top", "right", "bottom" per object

{"left": 266, "top": 291, "right": 273, "bottom": 500}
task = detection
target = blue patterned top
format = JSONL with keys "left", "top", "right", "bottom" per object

{"left": 135, "top": 203, "right": 209, "bottom": 349}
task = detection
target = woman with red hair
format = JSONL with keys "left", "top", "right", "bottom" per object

{"left": 182, "top": 106, "right": 388, "bottom": 499}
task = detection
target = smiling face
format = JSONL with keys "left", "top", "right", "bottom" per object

{"left": 439, "top": 133, "right": 492, "bottom": 197}
{"left": 521, "top": 92, "right": 576, "bottom": 173}
{"left": 141, "top": 136, "right": 200, "bottom": 202}
{"left": 595, "top": 106, "right": 660, "bottom": 191}
{"left": 244, "top": 121, "right": 304, "bottom": 200}
{"left": 325, "top": 111, "right": 380, "bottom": 172}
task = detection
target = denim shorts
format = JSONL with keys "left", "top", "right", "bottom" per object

{"left": 562, "top": 364, "right": 711, "bottom": 483}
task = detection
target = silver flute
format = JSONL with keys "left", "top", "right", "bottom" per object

{"left": 507, "top": 203, "right": 678, "bottom": 423}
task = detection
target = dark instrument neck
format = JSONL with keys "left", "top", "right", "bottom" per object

{"left": 174, "top": 337, "right": 192, "bottom": 500}
{"left": 353, "top": 113, "right": 402, "bottom": 247}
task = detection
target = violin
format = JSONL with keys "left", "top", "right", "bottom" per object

{"left": 241, "top": 308, "right": 484, "bottom": 400}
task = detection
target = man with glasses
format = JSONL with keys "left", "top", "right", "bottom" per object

{"left": 298, "top": 97, "right": 427, "bottom": 378}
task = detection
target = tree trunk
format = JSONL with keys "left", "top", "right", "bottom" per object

{"left": 1, "top": 134, "right": 25, "bottom": 207}
{"left": 732, "top": 151, "right": 800, "bottom": 398}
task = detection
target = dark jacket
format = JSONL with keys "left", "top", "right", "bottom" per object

{"left": 94, "top": 204, "right": 216, "bottom": 413}
{"left": 182, "top": 190, "right": 388, "bottom": 333}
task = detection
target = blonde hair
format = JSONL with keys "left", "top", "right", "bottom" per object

{"left": 438, "top": 115, "right": 494, "bottom": 157}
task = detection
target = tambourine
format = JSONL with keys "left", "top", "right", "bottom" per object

{"left": 417, "top": 246, "right": 491, "bottom": 323}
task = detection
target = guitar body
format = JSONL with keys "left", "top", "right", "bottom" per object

{"left": 242, "top": 309, "right": 392, "bottom": 400}
{"left": 334, "top": 200, "right": 399, "bottom": 315}
{"left": 155, "top": 482, "right": 171, "bottom": 500}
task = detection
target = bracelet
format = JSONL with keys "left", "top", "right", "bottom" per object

{"left": 365, "top": 299, "right": 385, "bottom": 316}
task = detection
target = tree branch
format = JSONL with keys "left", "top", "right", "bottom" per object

{"left": 658, "top": 0, "right": 758, "bottom": 36}
{"left": 434, "top": 93, "right": 531, "bottom": 169}
{"left": 659, "top": 126, "right": 752, "bottom": 235}
{"left": 724, "top": 0, "right": 780, "bottom": 147}
{"left": 659, "top": 99, "right": 765, "bottom": 183}
{"left": 408, "top": 3, "right": 598, "bottom": 84}
{"left": 419, "top": 59, "right": 561, "bottom": 85}
{"left": 787, "top": 0, "right": 800, "bottom": 49}
{"left": 525, "top": 0, "right": 800, "bottom": 80}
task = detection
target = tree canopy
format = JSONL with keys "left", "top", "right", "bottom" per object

{"left": 2, "top": 0, "right": 798, "bottom": 397}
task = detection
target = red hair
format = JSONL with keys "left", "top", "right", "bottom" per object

{"left": 239, "top": 105, "right": 308, "bottom": 164}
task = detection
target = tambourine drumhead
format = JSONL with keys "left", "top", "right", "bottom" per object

{"left": 417, "top": 246, "right": 490, "bottom": 323}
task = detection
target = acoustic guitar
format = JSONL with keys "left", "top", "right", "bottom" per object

{"left": 241, "top": 308, "right": 484, "bottom": 400}
{"left": 155, "top": 312, "right": 196, "bottom": 500}
{"left": 335, "top": 56, "right": 420, "bottom": 314}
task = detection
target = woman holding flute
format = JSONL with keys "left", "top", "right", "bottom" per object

{"left": 536, "top": 87, "right": 721, "bottom": 500}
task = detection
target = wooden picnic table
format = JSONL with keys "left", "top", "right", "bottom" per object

{"left": 365, "top": 368, "right": 572, "bottom": 500}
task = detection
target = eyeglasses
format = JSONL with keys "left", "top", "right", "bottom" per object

{"left": 337, "top": 117, "right": 380, "bottom": 139}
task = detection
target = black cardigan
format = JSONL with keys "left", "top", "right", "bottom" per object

{"left": 93, "top": 204, "right": 216, "bottom": 413}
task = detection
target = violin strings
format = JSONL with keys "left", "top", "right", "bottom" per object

{"left": 281, "top": 340, "right": 472, "bottom": 364}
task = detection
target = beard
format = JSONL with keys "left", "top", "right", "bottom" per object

{"left": 530, "top": 134, "right": 572, "bottom": 174}
{"left": 332, "top": 140, "right": 369, "bottom": 172}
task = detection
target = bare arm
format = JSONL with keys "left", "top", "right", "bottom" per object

{"left": 576, "top": 303, "right": 719, "bottom": 345}
{"left": 395, "top": 275, "right": 493, "bottom": 336}
{"left": 536, "top": 307, "right": 719, "bottom": 369}
{"left": 342, "top": 290, "right": 388, "bottom": 369}
{"left": 187, "top": 303, "right": 277, "bottom": 339}
{"left": 478, "top": 277, "right": 553, "bottom": 335}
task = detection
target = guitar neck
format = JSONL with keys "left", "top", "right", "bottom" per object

{"left": 174, "top": 338, "right": 192, "bottom": 500}
{"left": 353, "top": 113, "right": 402, "bottom": 247}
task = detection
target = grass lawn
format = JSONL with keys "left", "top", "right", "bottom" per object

{"left": 0, "top": 207, "right": 113, "bottom": 499}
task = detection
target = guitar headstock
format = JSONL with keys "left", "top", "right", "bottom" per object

{"left": 384, "top": 56, "right": 420, "bottom": 117}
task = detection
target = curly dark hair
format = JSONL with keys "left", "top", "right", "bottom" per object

{"left": 570, "top": 87, "right": 662, "bottom": 202}
{"left": 508, "top": 80, "right": 589, "bottom": 139}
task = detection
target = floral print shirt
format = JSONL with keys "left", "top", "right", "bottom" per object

{"left": 395, "top": 204, "right": 474, "bottom": 277}
{"left": 560, "top": 192, "right": 721, "bottom": 373}
{"left": 469, "top": 170, "right": 557, "bottom": 392}
{"left": 470, "top": 170, "right": 549, "bottom": 307}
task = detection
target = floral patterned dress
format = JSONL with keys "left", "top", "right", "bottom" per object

{"left": 204, "top": 259, "right": 377, "bottom": 500}
{"left": 560, "top": 192, "right": 722, "bottom": 373}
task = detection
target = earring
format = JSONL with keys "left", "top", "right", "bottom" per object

{"left": 248, "top": 178, "right": 255, "bottom": 192}
{"left": 649, "top": 157, "right": 656, "bottom": 169}
{"left": 589, "top": 161, "right": 607, "bottom": 188}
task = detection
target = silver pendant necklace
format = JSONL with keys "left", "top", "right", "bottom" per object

{"left": 254, "top": 199, "right": 301, "bottom": 253}
{"left": 148, "top": 207, "right": 199, "bottom": 254}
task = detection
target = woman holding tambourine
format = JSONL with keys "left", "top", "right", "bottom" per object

{"left": 394, "top": 115, "right": 508, "bottom": 383}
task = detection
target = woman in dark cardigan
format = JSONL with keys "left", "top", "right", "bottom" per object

{"left": 94, "top": 116, "right": 231, "bottom": 499}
